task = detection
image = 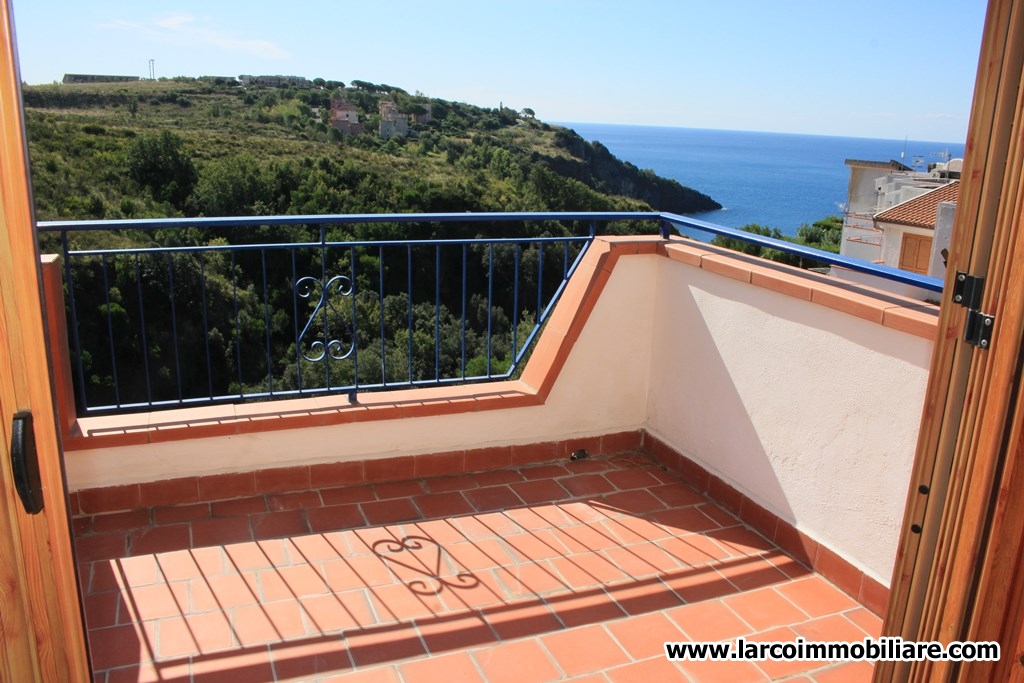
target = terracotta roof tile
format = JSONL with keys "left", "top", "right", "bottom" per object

{"left": 875, "top": 181, "right": 960, "bottom": 229}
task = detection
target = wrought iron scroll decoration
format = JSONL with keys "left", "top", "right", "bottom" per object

{"left": 296, "top": 274, "right": 355, "bottom": 362}
{"left": 372, "top": 536, "right": 479, "bottom": 596}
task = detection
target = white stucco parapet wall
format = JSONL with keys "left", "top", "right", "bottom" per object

{"left": 645, "top": 256, "right": 932, "bottom": 585}
{"left": 63, "top": 257, "right": 657, "bottom": 491}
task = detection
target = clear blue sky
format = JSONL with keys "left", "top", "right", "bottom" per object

{"left": 12, "top": 1, "right": 986, "bottom": 142}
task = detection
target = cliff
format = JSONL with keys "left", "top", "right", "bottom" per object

{"left": 543, "top": 128, "right": 721, "bottom": 215}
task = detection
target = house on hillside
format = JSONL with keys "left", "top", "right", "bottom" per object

{"left": 330, "top": 99, "right": 364, "bottom": 136}
{"left": 409, "top": 102, "right": 432, "bottom": 125}
{"left": 835, "top": 158, "right": 961, "bottom": 300}
{"left": 841, "top": 159, "right": 912, "bottom": 262}
{"left": 875, "top": 181, "right": 960, "bottom": 277}
{"left": 378, "top": 100, "right": 408, "bottom": 138}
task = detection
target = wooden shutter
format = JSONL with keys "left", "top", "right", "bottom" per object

{"left": 899, "top": 233, "right": 934, "bottom": 275}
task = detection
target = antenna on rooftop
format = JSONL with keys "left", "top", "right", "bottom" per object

{"left": 148, "top": 59, "right": 155, "bottom": 80}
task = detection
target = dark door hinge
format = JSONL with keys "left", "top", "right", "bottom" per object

{"left": 964, "top": 310, "right": 995, "bottom": 349}
{"left": 953, "top": 272, "right": 995, "bottom": 350}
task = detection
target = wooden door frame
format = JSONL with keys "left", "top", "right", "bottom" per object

{"left": 0, "top": 0, "right": 91, "bottom": 679}
{"left": 877, "top": 0, "right": 1024, "bottom": 681}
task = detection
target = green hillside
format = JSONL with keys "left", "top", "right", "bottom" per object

{"left": 22, "top": 77, "right": 727, "bottom": 410}
{"left": 22, "top": 76, "right": 720, "bottom": 228}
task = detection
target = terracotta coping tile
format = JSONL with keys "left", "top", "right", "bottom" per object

{"left": 63, "top": 431, "right": 149, "bottom": 451}
{"left": 148, "top": 421, "right": 240, "bottom": 443}
{"left": 544, "top": 261, "right": 613, "bottom": 343}
{"left": 65, "top": 380, "right": 541, "bottom": 452}
{"left": 658, "top": 236, "right": 939, "bottom": 340}
{"left": 750, "top": 268, "right": 814, "bottom": 301}
{"left": 318, "top": 404, "right": 368, "bottom": 427}
{"left": 663, "top": 242, "right": 705, "bottom": 267}
{"left": 311, "top": 393, "right": 362, "bottom": 411}
{"left": 882, "top": 304, "right": 940, "bottom": 340}
{"left": 147, "top": 404, "right": 237, "bottom": 426}
{"left": 701, "top": 253, "right": 754, "bottom": 283}
{"left": 74, "top": 412, "right": 151, "bottom": 436}
{"left": 811, "top": 287, "right": 886, "bottom": 325}
{"left": 634, "top": 239, "right": 662, "bottom": 255}
{"left": 351, "top": 403, "right": 405, "bottom": 423}
{"left": 517, "top": 329, "right": 570, "bottom": 396}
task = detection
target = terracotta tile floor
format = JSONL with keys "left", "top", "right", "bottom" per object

{"left": 74, "top": 452, "right": 880, "bottom": 682}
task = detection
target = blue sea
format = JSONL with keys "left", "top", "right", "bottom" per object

{"left": 561, "top": 123, "right": 966, "bottom": 237}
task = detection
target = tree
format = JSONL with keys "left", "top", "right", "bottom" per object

{"left": 521, "top": 107, "right": 535, "bottom": 118}
{"left": 793, "top": 215, "right": 842, "bottom": 253}
{"left": 187, "top": 154, "right": 271, "bottom": 217}
{"left": 124, "top": 130, "right": 197, "bottom": 208}
{"left": 710, "top": 224, "right": 782, "bottom": 256}
{"left": 711, "top": 219, "right": 842, "bottom": 269}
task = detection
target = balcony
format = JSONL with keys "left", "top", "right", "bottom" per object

{"left": 47, "top": 217, "right": 938, "bottom": 682}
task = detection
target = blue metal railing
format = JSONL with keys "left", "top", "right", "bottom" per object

{"left": 37, "top": 211, "right": 942, "bottom": 416}
{"left": 658, "top": 213, "right": 943, "bottom": 293}
{"left": 39, "top": 213, "right": 623, "bottom": 415}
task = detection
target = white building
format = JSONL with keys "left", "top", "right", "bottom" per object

{"left": 378, "top": 100, "right": 409, "bottom": 139}
{"left": 874, "top": 181, "right": 960, "bottom": 277}
{"left": 834, "top": 158, "right": 961, "bottom": 300}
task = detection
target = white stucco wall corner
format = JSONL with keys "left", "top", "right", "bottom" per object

{"left": 645, "top": 254, "right": 932, "bottom": 584}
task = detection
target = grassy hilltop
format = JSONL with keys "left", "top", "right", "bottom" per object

{"left": 22, "top": 76, "right": 720, "bottom": 228}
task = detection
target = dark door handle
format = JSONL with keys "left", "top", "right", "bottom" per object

{"left": 11, "top": 410, "right": 43, "bottom": 514}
